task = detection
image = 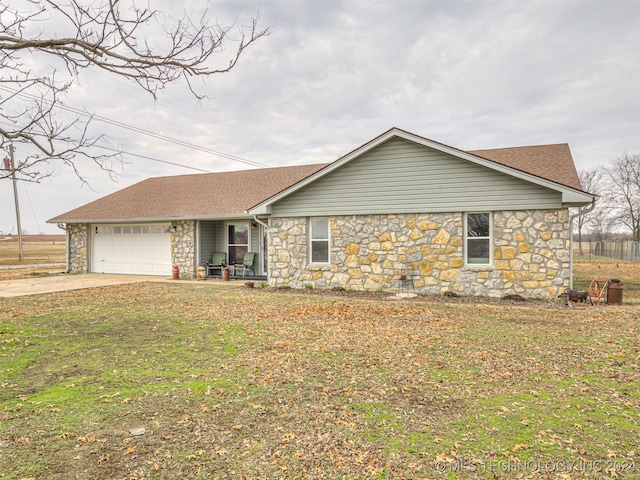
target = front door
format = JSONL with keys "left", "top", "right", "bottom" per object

{"left": 227, "top": 222, "right": 249, "bottom": 265}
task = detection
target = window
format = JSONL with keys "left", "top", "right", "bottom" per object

{"left": 310, "top": 217, "right": 330, "bottom": 263}
{"left": 228, "top": 223, "right": 249, "bottom": 264}
{"left": 465, "top": 213, "right": 492, "bottom": 265}
{"left": 93, "top": 224, "right": 168, "bottom": 235}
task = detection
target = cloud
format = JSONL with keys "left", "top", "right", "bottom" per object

{"left": 1, "top": 0, "right": 638, "bottom": 234}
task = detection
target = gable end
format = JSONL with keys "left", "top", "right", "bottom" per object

{"left": 271, "top": 137, "right": 563, "bottom": 217}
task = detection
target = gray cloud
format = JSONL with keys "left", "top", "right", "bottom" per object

{"left": 1, "top": 0, "right": 638, "bottom": 234}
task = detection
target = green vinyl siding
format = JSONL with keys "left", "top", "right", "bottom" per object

{"left": 271, "top": 138, "right": 562, "bottom": 217}
{"left": 199, "top": 221, "right": 217, "bottom": 264}
{"left": 199, "top": 220, "right": 227, "bottom": 264}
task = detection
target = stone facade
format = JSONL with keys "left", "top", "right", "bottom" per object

{"left": 268, "top": 210, "right": 570, "bottom": 299}
{"left": 67, "top": 223, "right": 88, "bottom": 274}
{"left": 171, "top": 220, "right": 196, "bottom": 279}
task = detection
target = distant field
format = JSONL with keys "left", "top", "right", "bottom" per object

{"left": 0, "top": 235, "right": 66, "bottom": 265}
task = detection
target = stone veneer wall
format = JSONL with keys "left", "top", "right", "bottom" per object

{"left": 268, "top": 209, "right": 570, "bottom": 299}
{"left": 171, "top": 220, "right": 196, "bottom": 279}
{"left": 67, "top": 223, "right": 88, "bottom": 274}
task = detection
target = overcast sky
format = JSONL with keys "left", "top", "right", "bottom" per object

{"left": 1, "top": 0, "right": 639, "bottom": 235}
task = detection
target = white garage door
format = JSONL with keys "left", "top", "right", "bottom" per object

{"left": 92, "top": 224, "right": 172, "bottom": 276}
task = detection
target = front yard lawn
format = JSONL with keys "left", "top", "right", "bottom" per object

{"left": 1, "top": 267, "right": 639, "bottom": 479}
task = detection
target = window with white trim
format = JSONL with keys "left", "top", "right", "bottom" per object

{"left": 465, "top": 213, "right": 492, "bottom": 265}
{"left": 309, "top": 217, "right": 330, "bottom": 264}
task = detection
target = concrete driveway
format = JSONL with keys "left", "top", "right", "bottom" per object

{"left": 0, "top": 274, "right": 167, "bottom": 298}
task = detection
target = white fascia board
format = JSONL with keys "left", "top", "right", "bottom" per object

{"left": 47, "top": 214, "right": 255, "bottom": 224}
{"left": 246, "top": 204, "right": 271, "bottom": 215}
{"left": 561, "top": 190, "right": 597, "bottom": 206}
{"left": 46, "top": 217, "right": 173, "bottom": 224}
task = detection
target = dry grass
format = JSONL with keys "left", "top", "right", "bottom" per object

{"left": 573, "top": 258, "right": 640, "bottom": 305}
{"left": 0, "top": 235, "right": 66, "bottom": 266}
{"left": 0, "top": 262, "right": 638, "bottom": 479}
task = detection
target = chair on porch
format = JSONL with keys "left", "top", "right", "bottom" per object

{"left": 206, "top": 252, "right": 226, "bottom": 277}
{"left": 233, "top": 252, "right": 256, "bottom": 277}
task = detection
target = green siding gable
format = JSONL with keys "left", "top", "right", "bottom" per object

{"left": 271, "top": 137, "right": 562, "bottom": 217}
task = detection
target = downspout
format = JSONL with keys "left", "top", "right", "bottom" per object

{"left": 253, "top": 215, "right": 269, "bottom": 277}
{"left": 57, "top": 222, "right": 70, "bottom": 273}
{"left": 253, "top": 215, "right": 269, "bottom": 229}
{"left": 568, "top": 198, "right": 597, "bottom": 289}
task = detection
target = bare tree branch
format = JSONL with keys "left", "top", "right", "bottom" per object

{"left": 601, "top": 153, "right": 640, "bottom": 241}
{"left": 575, "top": 167, "right": 603, "bottom": 254}
{"left": 0, "top": 0, "right": 269, "bottom": 182}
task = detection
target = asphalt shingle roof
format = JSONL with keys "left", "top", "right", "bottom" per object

{"left": 48, "top": 164, "right": 327, "bottom": 223}
{"left": 48, "top": 140, "right": 584, "bottom": 223}
{"left": 469, "top": 143, "right": 583, "bottom": 191}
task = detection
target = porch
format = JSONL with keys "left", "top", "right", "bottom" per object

{"left": 199, "top": 219, "right": 268, "bottom": 278}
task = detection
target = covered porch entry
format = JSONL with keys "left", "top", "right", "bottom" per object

{"left": 198, "top": 219, "right": 268, "bottom": 281}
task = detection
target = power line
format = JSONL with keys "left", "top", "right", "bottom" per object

{"left": 0, "top": 119, "right": 213, "bottom": 175}
{"left": 88, "top": 68, "right": 309, "bottom": 158}
{"left": 0, "top": 85, "right": 272, "bottom": 169}
{"left": 96, "top": 145, "right": 214, "bottom": 173}
{"left": 84, "top": 69, "right": 304, "bottom": 159}
{"left": 20, "top": 180, "right": 43, "bottom": 234}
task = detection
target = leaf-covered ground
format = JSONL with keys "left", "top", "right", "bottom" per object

{"left": 0, "top": 261, "right": 638, "bottom": 479}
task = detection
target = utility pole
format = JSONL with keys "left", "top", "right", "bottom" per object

{"left": 8, "top": 143, "right": 24, "bottom": 262}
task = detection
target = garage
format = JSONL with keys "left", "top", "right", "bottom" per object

{"left": 91, "top": 224, "right": 171, "bottom": 275}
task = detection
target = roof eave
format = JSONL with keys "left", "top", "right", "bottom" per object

{"left": 561, "top": 190, "right": 597, "bottom": 207}
{"left": 246, "top": 205, "right": 271, "bottom": 215}
{"left": 47, "top": 213, "right": 256, "bottom": 224}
